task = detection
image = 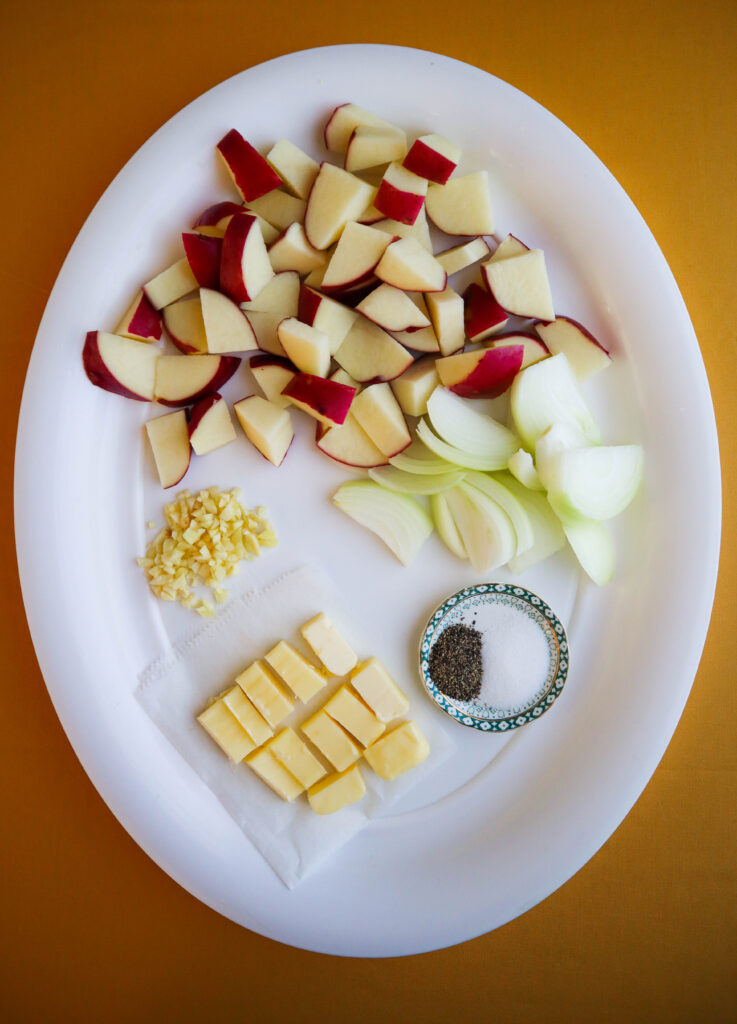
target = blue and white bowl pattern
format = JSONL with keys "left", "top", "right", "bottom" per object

{"left": 419, "top": 583, "right": 569, "bottom": 733}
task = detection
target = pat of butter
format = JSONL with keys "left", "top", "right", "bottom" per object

{"left": 300, "top": 613, "right": 358, "bottom": 676}
{"left": 197, "top": 698, "right": 255, "bottom": 763}
{"left": 246, "top": 747, "right": 304, "bottom": 802}
{"left": 301, "top": 709, "right": 361, "bottom": 772}
{"left": 264, "top": 640, "right": 327, "bottom": 703}
{"left": 308, "top": 765, "right": 366, "bottom": 815}
{"left": 363, "top": 721, "right": 430, "bottom": 780}
{"left": 323, "top": 685, "right": 385, "bottom": 747}
{"left": 350, "top": 658, "right": 410, "bottom": 723}
{"left": 267, "top": 727, "right": 326, "bottom": 788}
{"left": 222, "top": 685, "right": 273, "bottom": 746}
{"left": 235, "top": 660, "right": 295, "bottom": 728}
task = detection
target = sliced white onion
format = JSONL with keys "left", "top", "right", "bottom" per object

{"left": 545, "top": 444, "right": 644, "bottom": 521}
{"left": 332, "top": 480, "right": 433, "bottom": 566}
{"left": 426, "top": 387, "right": 519, "bottom": 462}
{"left": 561, "top": 517, "right": 615, "bottom": 585}
{"left": 461, "top": 470, "right": 534, "bottom": 556}
{"left": 389, "top": 440, "right": 458, "bottom": 475}
{"left": 510, "top": 352, "right": 601, "bottom": 450}
{"left": 534, "top": 421, "right": 593, "bottom": 490}
{"left": 445, "top": 483, "right": 517, "bottom": 572}
{"left": 430, "top": 493, "right": 467, "bottom": 559}
{"left": 416, "top": 419, "right": 512, "bottom": 471}
{"left": 507, "top": 448, "right": 544, "bottom": 491}
{"left": 501, "top": 474, "right": 566, "bottom": 574}
{"left": 368, "top": 465, "right": 465, "bottom": 494}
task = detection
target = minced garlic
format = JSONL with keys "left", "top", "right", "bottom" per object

{"left": 138, "top": 486, "right": 277, "bottom": 615}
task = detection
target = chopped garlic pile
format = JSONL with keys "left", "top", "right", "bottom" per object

{"left": 138, "top": 486, "right": 277, "bottom": 616}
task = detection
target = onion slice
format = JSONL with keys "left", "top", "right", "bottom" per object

{"left": 545, "top": 444, "right": 644, "bottom": 521}
{"left": 445, "top": 484, "right": 517, "bottom": 571}
{"left": 368, "top": 465, "right": 465, "bottom": 494}
{"left": 510, "top": 352, "right": 600, "bottom": 450}
{"left": 461, "top": 471, "right": 535, "bottom": 556}
{"left": 416, "top": 419, "right": 513, "bottom": 472}
{"left": 561, "top": 517, "right": 615, "bottom": 585}
{"left": 502, "top": 475, "right": 566, "bottom": 574}
{"left": 389, "top": 440, "right": 459, "bottom": 475}
{"left": 426, "top": 387, "right": 519, "bottom": 461}
{"left": 430, "top": 493, "right": 467, "bottom": 559}
{"left": 332, "top": 480, "right": 433, "bottom": 565}
{"left": 507, "top": 448, "right": 544, "bottom": 491}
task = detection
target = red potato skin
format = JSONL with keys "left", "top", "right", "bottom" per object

{"left": 323, "top": 103, "right": 349, "bottom": 150}
{"left": 281, "top": 374, "right": 356, "bottom": 426}
{"left": 124, "top": 294, "right": 162, "bottom": 342}
{"left": 168, "top": 335, "right": 200, "bottom": 355}
{"left": 464, "top": 282, "right": 508, "bottom": 340}
{"left": 402, "top": 140, "right": 457, "bottom": 185}
{"left": 181, "top": 233, "right": 222, "bottom": 290}
{"left": 249, "top": 352, "right": 297, "bottom": 372}
{"left": 82, "top": 331, "right": 152, "bottom": 402}
{"left": 298, "top": 284, "right": 322, "bottom": 325}
{"left": 533, "top": 315, "right": 611, "bottom": 356}
{"left": 321, "top": 272, "right": 377, "bottom": 298}
{"left": 448, "top": 346, "right": 524, "bottom": 399}
{"left": 331, "top": 279, "right": 378, "bottom": 307}
{"left": 193, "top": 201, "right": 244, "bottom": 229}
{"left": 492, "top": 233, "right": 529, "bottom": 254}
{"left": 374, "top": 180, "right": 424, "bottom": 225}
{"left": 157, "top": 356, "right": 241, "bottom": 408}
{"left": 315, "top": 421, "right": 389, "bottom": 469}
{"left": 216, "top": 129, "right": 282, "bottom": 202}
{"left": 186, "top": 392, "right": 222, "bottom": 437}
{"left": 488, "top": 330, "right": 549, "bottom": 365}
{"left": 219, "top": 214, "right": 260, "bottom": 303}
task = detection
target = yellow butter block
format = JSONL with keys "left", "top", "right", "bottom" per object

{"left": 264, "top": 640, "right": 327, "bottom": 703}
{"left": 350, "top": 658, "right": 410, "bottom": 723}
{"left": 235, "top": 660, "right": 295, "bottom": 728}
{"left": 363, "top": 721, "right": 430, "bottom": 780}
{"left": 246, "top": 747, "right": 304, "bottom": 802}
{"left": 300, "top": 613, "right": 358, "bottom": 676}
{"left": 308, "top": 765, "right": 366, "bottom": 815}
{"left": 197, "top": 698, "right": 255, "bottom": 763}
{"left": 323, "top": 685, "right": 385, "bottom": 747}
{"left": 267, "top": 727, "right": 327, "bottom": 788}
{"left": 222, "top": 685, "right": 273, "bottom": 746}
{"left": 301, "top": 709, "right": 362, "bottom": 772}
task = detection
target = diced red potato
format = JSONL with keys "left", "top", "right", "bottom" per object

{"left": 216, "top": 129, "right": 282, "bottom": 202}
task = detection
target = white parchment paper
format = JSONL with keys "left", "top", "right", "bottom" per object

{"left": 136, "top": 565, "right": 453, "bottom": 888}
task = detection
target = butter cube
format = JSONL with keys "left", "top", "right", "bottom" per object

{"left": 308, "top": 765, "right": 366, "bottom": 815}
{"left": 323, "top": 685, "right": 385, "bottom": 747}
{"left": 197, "top": 698, "right": 255, "bottom": 763}
{"left": 264, "top": 640, "right": 327, "bottom": 703}
{"left": 267, "top": 727, "right": 327, "bottom": 788}
{"left": 363, "top": 721, "right": 430, "bottom": 780}
{"left": 246, "top": 747, "right": 304, "bottom": 801}
{"left": 350, "top": 658, "right": 409, "bottom": 723}
{"left": 222, "top": 685, "right": 273, "bottom": 746}
{"left": 301, "top": 709, "right": 361, "bottom": 771}
{"left": 235, "top": 660, "right": 295, "bottom": 728}
{"left": 300, "top": 613, "right": 358, "bottom": 676}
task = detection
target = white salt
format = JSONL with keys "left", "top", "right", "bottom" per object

{"left": 468, "top": 601, "right": 551, "bottom": 711}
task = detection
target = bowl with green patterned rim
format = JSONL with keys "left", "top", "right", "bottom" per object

{"left": 419, "top": 583, "right": 569, "bottom": 732}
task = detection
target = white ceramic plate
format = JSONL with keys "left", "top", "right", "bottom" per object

{"left": 14, "top": 45, "right": 720, "bottom": 957}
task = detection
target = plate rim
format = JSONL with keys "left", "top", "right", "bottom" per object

{"left": 14, "top": 43, "right": 722, "bottom": 956}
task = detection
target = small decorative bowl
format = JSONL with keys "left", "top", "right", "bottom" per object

{"left": 419, "top": 583, "right": 569, "bottom": 733}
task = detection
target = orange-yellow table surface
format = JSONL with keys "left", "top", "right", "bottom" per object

{"left": 4, "top": 1, "right": 735, "bottom": 1021}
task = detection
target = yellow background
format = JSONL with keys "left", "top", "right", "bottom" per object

{"left": 4, "top": 0, "right": 736, "bottom": 1020}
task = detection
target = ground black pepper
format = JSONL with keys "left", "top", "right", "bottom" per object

{"left": 428, "top": 623, "right": 483, "bottom": 702}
